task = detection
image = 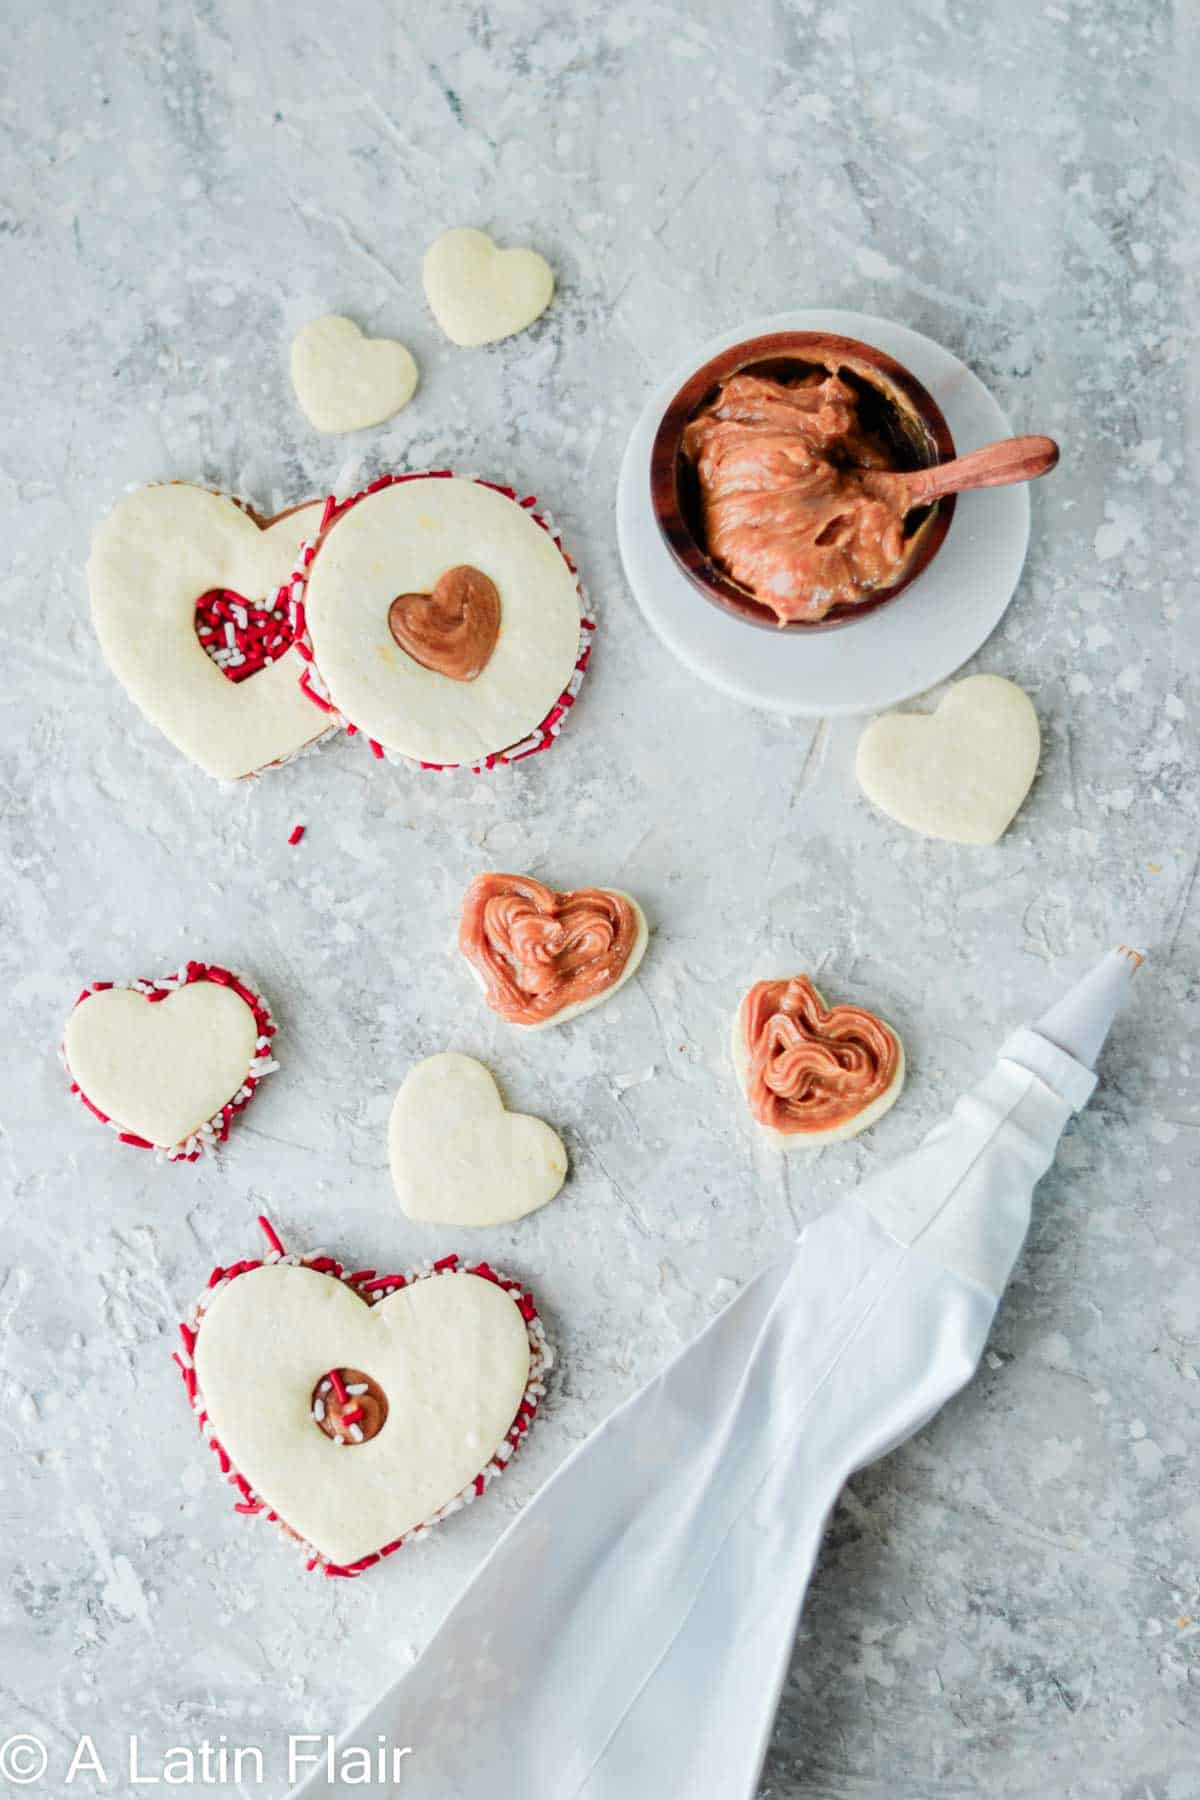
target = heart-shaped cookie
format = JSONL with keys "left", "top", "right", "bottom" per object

{"left": 856, "top": 674, "right": 1040, "bottom": 846}
{"left": 389, "top": 1053, "right": 567, "bottom": 1226}
{"left": 388, "top": 564, "right": 501, "bottom": 682}
{"left": 423, "top": 227, "right": 554, "bottom": 347}
{"left": 732, "top": 976, "right": 904, "bottom": 1149}
{"left": 460, "top": 873, "right": 649, "bottom": 1028}
{"left": 63, "top": 963, "right": 277, "bottom": 1161}
{"left": 290, "top": 314, "right": 418, "bottom": 433}
{"left": 87, "top": 485, "right": 333, "bottom": 780}
{"left": 178, "top": 1223, "right": 550, "bottom": 1574}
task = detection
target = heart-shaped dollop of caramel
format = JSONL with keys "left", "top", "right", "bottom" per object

{"left": 460, "top": 873, "right": 648, "bottom": 1028}
{"left": 388, "top": 564, "right": 500, "bottom": 682}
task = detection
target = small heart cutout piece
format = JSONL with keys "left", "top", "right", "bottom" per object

{"left": 856, "top": 674, "right": 1040, "bottom": 846}
{"left": 423, "top": 227, "right": 554, "bottom": 347}
{"left": 290, "top": 314, "right": 418, "bottom": 433}
{"left": 388, "top": 565, "right": 501, "bottom": 682}
{"left": 389, "top": 1053, "right": 567, "bottom": 1226}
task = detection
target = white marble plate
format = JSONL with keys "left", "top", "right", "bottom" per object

{"left": 615, "top": 308, "right": 1031, "bottom": 717}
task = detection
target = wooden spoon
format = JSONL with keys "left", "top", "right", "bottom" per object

{"left": 869, "top": 434, "right": 1059, "bottom": 512}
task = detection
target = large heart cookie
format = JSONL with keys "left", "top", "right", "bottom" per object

{"left": 389, "top": 1053, "right": 567, "bottom": 1227}
{"left": 423, "top": 227, "right": 554, "bottom": 347}
{"left": 295, "top": 472, "right": 589, "bottom": 769}
{"left": 290, "top": 315, "right": 418, "bottom": 433}
{"left": 460, "top": 873, "right": 648, "bottom": 1028}
{"left": 87, "top": 485, "right": 333, "bottom": 781}
{"left": 178, "top": 1225, "right": 549, "bottom": 1574}
{"left": 63, "top": 963, "right": 277, "bottom": 1161}
{"left": 731, "top": 975, "right": 904, "bottom": 1149}
{"left": 856, "top": 674, "right": 1040, "bottom": 846}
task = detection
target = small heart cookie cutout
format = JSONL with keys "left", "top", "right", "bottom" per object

{"left": 87, "top": 485, "right": 331, "bottom": 781}
{"left": 460, "top": 873, "right": 649, "bottom": 1028}
{"left": 388, "top": 565, "right": 501, "bottom": 682}
{"left": 389, "top": 1053, "right": 567, "bottom": 1226}
{"left": 290, "top": 315, "right": 418, "bottom": 433}
{"left": 180, "top": 1225, "right": 549, "bottom": 1573}
{"left": 855, "top": 674, "right": 1040, "bottom": 846}
{"left": 423, "top": 227, "right": 554, "bottom": 347}
{"left": 63, "top": 964, "right": 277, "bottom": 1160}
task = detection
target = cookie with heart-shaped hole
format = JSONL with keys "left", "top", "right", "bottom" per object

{"left": 290, "top": 315, "right": 418, "bottom": 433}
{"left": 460, "top": 873, "right": 648, "bottom": 1028}
{"left": 63, "top": 962, "right": 277, "bottom": 1161}
{"left": 389, "top": 1053, "right": 567, "bottom": 1227}
{"left": 423, "top": 227, "right": 554, "bottom": 347}
{"left": 731, "top": 975, "right": 905, "bottom": 1149}
{"left": 291, "top": 472, "right": 592, "bottom": 769}
{"left": 87, "top": 484, "right": 334, "bottom": 780}
{"left": 177, "top": 1220, "right": 551, "bottom": 1575}
{"left": 855, "top": 674, "right": 1040, "bottom": 845}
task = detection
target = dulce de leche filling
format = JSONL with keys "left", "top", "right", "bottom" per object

{"left": 388, "top": 564, "right": 501, "bottom": 682}
{"left": 682, "top": 371, "right": 915, "bottom": 624}
{"left": 742, "top": 976, "right": 899, "bottom": 1135}
{"left": 460, "top": 873, "right": 639, "bottom": 1026}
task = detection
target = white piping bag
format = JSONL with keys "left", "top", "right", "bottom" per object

{"left": 292, "top": 947, "right": 1141, "bottom": 1800}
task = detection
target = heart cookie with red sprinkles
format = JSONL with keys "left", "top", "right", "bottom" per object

{"left": 62, "top": 962, "right": 277, "bottom": 1162}
{"left": 176, "top": 1219, "right": 551, "bottom": 1576}
{"left": 87, "top": 484, "right": 334, "bottom": 780}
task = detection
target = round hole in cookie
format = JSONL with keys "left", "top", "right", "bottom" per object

{"left": 195, "top": 588, "right": 297, "bottom": 684}
{"left": 311, "top": 1368, "right": 389, "bottom": 1446}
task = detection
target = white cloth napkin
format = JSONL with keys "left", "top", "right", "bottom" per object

{"left": 292, "top": 950, "right": 1136, "bottom": 1800}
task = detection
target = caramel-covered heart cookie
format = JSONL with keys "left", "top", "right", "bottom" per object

{"left": 388, "top": 565, "right": 501, "bottom": 682}
{"left": 460, "top": 873, "right": 648, "bottom": 1028}
{"left": 732, "top": 975, "right": 904, "bottom": 1148}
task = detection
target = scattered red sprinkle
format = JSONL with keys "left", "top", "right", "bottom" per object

{"left": 287, "top": 824, "right": 305, "bottom": 846}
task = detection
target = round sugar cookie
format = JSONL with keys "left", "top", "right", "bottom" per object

{"left": 297, "top": 475, "right": 587, "bottom": 768}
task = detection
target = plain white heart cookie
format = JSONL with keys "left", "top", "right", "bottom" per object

{"left": 63, "top": 972, "right": 272, "bottom": 1155}
{"left": 855, "top": 674, "right": 1041, "bottom": 846}
{"left": 301, "top": 475, "right": 583, "bottom": 766}
{"left": 423, "top": 227, "right": 554, "bottom": 347}
{"left": 87, "top": 485, "right": 330, "bottom": 781}
{"left": 389, "top": 1053, "right": 567, "bottom": 1227}
{"left": 192, "top": 1262, "right": 534, "bottom": 1568}
{"left": 290, "top": 315, "right": 418, "bottom": 433}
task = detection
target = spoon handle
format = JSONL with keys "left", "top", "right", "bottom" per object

{"left": 899, "top": 434, "right": 1060, "bottom": 508}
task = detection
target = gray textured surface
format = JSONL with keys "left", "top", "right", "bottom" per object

{"left": 2, "top": 1, "right": 1198, "bottom": 1795}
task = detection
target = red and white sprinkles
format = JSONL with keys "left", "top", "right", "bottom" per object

{"left": 194, "top": 587, "right": 297, "bottom": 683}
{"left": 279, "top": 471, "right": 596, "bottom": 772}
{"left": 62, "top": 962, "right": 278, "bottom": 1163}
{"left": 174, "top": 1217, "right": 553, "bottom": 1578}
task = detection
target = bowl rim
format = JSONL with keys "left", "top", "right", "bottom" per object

{"left": 648, "top": 328, "right": 959, "bottom": 632}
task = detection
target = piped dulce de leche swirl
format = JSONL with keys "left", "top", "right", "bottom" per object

{"left": 460, "top": 874, "right": 640, "bottom": 1026}
{"left": 742, "top": 976, "right": 900, "bottom": 1136}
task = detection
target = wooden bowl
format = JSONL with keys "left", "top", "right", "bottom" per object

{"left": 649, "top": 330, "right": 958, "bottom": 632}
